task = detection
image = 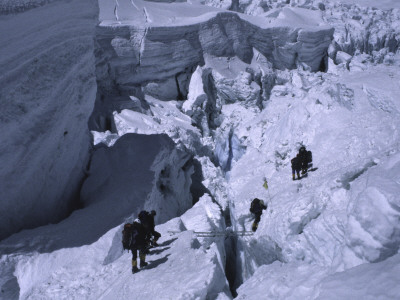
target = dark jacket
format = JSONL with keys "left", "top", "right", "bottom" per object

{"left": 250, "top": 198, "right": 267, "bottom": 215}
{"left": 298, "top": 149, "right": 312, "bottom": 168}
{"left": 139, "top": 211, "right": 157, "bottom": 238}
{"left": 130, "top": 221, "right": 147, "bottom": 249}
{"left": 291, "top": 156, "right": 302, "bottom": 170}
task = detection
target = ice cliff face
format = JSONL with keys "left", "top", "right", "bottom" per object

{"left": 91, "top": 0, "right": 333, "bottom": 131}
{"left": 207, "top": 0, "right": 400, "bottom": 68}
{"left": 81, "top": 133, "right": 194, "bottom": 224}
{"left": 0, "top": 0, "right": 98, "bottom": 240}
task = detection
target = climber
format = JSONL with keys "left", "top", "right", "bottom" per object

{"left": 249, "top": 198, "right": 267, "bottom": 232}
{"left": 128, "top": 216, "right": 151, "bottom": 273}
{"left": 297, "top": 146, "right": 313, "bottom": 175}
{"left": 291, "top": 155, "right": 302, "bottom": 180}
{"left": 138, "top": 210, "right": 161, "bottom": 247}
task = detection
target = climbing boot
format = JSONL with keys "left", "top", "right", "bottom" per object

{"left": 292, "top": 174, "right": 295, "bottom": 181}
{"left": 251, "top": 222, "right": 258, "bottom": 232}
{"left": 139, "top": 254, "right": 148, "bottom": 268}
{"left": 132, "top": 260, "right": 139, "bottom": 273}
{"left": 152, "top": 236, "right": 160, "bottom": 247}
{"left": 140, "top": 261, "right": 148, "bottom": 268}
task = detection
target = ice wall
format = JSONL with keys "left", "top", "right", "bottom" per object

{"left": 81, "top": 133, "right": 194, "bottom": 225}
{"left": 0, "top": 0, "right": 98, "bottom": 240}
{"left": 214, "top": 0, "right": 400, "bottom": 65}
{"left": 92, "top": 0, "right": 333, "bottom": 118}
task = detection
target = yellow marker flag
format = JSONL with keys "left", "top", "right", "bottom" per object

{"left": 263, "top": 180, "right": 268, "bottom": 190}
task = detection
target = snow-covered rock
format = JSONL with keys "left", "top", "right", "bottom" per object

{"left": 0, "top": 0, "right": 98, "bottom": 240}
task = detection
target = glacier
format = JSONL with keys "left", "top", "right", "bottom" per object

{"left": 0, "top": 0, "right": 98, "bottom": 240}
{"left": 1, "top": 0, "right": 400, "bottom": 299}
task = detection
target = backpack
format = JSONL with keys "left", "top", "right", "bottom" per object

{"left": 307, "top": 151, "right": 312, "bottom": 163}
{"left": 250, "top": 198, "right": 260, "bottom": 214}
{"left": 250, "top": 198, "right": 267, "bottom": 214}
{"left": 122, "top": 223, "right": 139, "bottom": 250}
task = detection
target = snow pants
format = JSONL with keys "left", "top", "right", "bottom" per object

{"left": 292, "top": 167, "right": 301, "bottom": 179}
{"left": 131, "top": 246, "right": 147, "bottom": 262}
{"left": 252, "top": 213, "right": 263, "bottom": 232}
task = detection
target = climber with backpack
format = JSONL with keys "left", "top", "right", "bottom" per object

{"left": 249, "top": 198, "right": 267, "bottom": 232}
{"left": 138, "top": 210, "right": 161, "bottom": 247}
{"left": 297, "top": 146, "right": 313, "bottom": 175}
{"left": 122, "top": 216, "right": 150, "bottom": 273}
{"left": 291, "top": 146, "right": 313, "bottom": 180}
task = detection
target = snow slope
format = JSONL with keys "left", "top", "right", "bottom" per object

{"left": 227, "top": 62, "right": 400, "bottom": 296}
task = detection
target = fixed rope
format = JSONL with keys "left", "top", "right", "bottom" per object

{"left": 168, "top": 230, "right": 253, "bottom": 237}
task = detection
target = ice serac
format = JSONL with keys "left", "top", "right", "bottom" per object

{"left": 93, "top": 0, "right": 333, "bottom": 109}
{"left": 0, "top": 0, "right": 98, "bottom": 240}
{"left": 81, "top": 133, "right": 194, "bottom": 225}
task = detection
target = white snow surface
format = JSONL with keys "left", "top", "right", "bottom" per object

{"left": 2, "top": 0, "right": 400, "bottom": 299}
